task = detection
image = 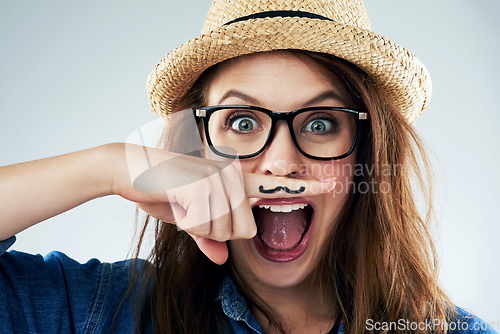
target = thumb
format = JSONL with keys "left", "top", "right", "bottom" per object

{"left": 189, "top": 234, "right": 229, "bottom": 265}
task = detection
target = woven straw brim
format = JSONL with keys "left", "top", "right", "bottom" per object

{"left": 147, "top": 17, "right": 431, "bottom": 124}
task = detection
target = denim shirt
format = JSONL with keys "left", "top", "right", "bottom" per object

{"left": 0, "top": 236, "right": 496, "bottom": 334}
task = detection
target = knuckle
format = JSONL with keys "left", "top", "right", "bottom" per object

{"left": 228, "top": 165, "right": 241, "bottom": 180}
{"left": 209, "top": 224, "right": 232, "bottom": 242}
{"left": 233, "top": 222, "right": 256, "bottom": 239}
{"left": 185, "top": 223, "right": 211, "bottom": 237}
{"left": 224, "top": 165, "right": 242, "bottom": 185}
{"left": 212, "top": 229, "right": 232, "bottom": 242}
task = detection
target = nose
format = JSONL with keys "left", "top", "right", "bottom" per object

{"left": 258, "top": 121, "right": 303, "bottom": 177}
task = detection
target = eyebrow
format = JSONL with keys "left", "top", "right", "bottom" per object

{"left": 218, "top": 90, "right": 261, "bottom": 105}
{"left": 217, "top": 89, "right": 344, "bottom": 107}
{"left": 302, "top": 90, "right": 344, "bottom": 106}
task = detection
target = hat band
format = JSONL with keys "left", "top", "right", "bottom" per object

{"left": 223, "top": 10, "right": 335, "bottom": 26}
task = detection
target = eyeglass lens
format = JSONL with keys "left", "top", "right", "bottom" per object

{"left": 207, "top": 107, "right": 356, "bottom": 159}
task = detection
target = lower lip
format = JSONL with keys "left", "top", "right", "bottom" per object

{"left": 252, "top": 214, "right": 315, "bottom": 263}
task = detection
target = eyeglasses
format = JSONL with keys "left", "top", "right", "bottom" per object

{"left": 194, "top": 105, "right": 369, "bottom": 161}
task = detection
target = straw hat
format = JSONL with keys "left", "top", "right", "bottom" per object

{"left": 147, "top": 0, "right": 431, "bottom": 124}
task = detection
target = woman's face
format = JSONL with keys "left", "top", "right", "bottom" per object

{"left": 205, "top": 52, "right": 355, "bottom": 290}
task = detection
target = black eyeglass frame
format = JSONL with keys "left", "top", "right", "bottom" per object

{"left": 194, "top": 105, "right": 369, "bottom": 161}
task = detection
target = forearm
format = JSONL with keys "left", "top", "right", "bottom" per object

{"left": 0, "top": 144, "right": 117, "bottom": 240}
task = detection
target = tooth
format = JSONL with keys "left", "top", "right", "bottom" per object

{"left": 269, "top": 205, "right": 281, "bottom": 212}
{"left": 259, "top": 203, "right": 308, "bottom": 212}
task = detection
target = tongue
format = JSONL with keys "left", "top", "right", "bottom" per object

{"left": 257, "top": 209, "right": 308, "bottom": 250}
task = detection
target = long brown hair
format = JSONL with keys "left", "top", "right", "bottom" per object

{"left": 125, "top": 50, "right": 454, "bottom": 334}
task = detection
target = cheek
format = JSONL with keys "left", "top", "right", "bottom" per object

{"left": 312, "top": 158, "right": 355, "bottom": 251}
{"left": 307, "top": 156, "right": 356, "bottom": 184}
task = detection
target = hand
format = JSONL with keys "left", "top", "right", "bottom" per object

{"left": 112, "top": 144, "right": 335, "bottom": 264}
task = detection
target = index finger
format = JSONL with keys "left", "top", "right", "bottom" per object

{"left": 242, "top": 172, "right": 336, "bottom": 198}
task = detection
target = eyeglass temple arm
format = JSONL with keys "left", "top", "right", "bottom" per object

{"left": 358, "top": 112, "right": 368, "bottom": 120}
{"left": 194, "top": 108, "right": 206, "bottom": 117}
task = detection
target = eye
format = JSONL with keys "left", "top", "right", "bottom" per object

{"left": 302, "top": 119, "right": 334, "bottom": 133}
{"left": 230, "top": 117, "right": 259, "bottom": 132}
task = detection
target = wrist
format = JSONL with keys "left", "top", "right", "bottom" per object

{"left": 92, "top": 143, "right": 127, "bottom": 198}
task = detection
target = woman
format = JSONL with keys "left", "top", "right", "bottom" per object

{"left": 0, "top": 0, "right": 496, "bottom": 333}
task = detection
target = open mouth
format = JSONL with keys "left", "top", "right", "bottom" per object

{"left": 251, "top": 198, "right": 315, "bottom": 262}
{"left": 253, "top": 204, "right": 313, "bottom": 251}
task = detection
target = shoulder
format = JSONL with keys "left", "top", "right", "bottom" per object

{"left": 0, "top": 246, "right": 148, "bottom": 307}
{"left": 0, "top": 237, "right": 146, "bottom": 286}
{"left": 0, "top": 247, "right": 134, "bottom": 292}
{"left": 0, "top": 238, "right": 151, "bottom": 333}
{"left": 448, "top": 306, "right": 498, "bottom": 334}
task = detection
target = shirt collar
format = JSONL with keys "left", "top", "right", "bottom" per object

{"left": 218, "top": 275, "right": 265, "bottom": 333}
{"left": 218, "top": 275, "right": 248, "bottom": 321}
{"left": 217, "top": 275, "right": 344, "bottom": 334}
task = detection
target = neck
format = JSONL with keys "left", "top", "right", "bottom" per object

{"left": 246, "top": 275, "right": 338, "bottom": 334}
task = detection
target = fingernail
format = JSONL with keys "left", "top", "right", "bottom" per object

{"left": 247, "top": 197, "right": 259, "bottom": 206}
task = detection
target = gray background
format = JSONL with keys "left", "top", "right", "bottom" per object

{"left": 1, "top": 0, "right": 498, "bottom": 324}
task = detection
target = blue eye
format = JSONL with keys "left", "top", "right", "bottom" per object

{"left": 303, "top": 119, "right": 333, "bottom": 133}
{"left": 231, "top": 117, "right": 259, "bottom": 132}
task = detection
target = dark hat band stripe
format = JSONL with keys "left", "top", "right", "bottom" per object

{"left": 223, "top": 10, "right": 335, "bottom": 26}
